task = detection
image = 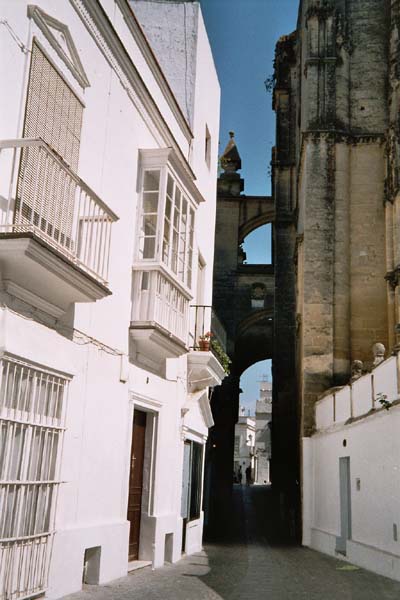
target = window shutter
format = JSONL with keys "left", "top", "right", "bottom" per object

{"left": 16, "top": 43, "right": 83, "bottom": 246}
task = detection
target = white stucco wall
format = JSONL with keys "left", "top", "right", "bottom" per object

{"left": 303, "top": 356, "right": 400, "bottom": 582}
{"left": 0, "top": 1, "right": 220, "bottom": 598}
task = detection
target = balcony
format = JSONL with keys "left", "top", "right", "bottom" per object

{"left": 130, "top": 266, "right": 190, "bottom": 372}
{"left": 0, "top": 139, "right": 118, "bottom": 317}
{"left": 187, "top": 305, "right": 228, "bottom": 392}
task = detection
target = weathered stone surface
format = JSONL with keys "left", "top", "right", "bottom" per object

{"left": 272, "top": 0, "right": 399, "bottom": 536}
{"left": 274, "top": 0, "right": 393, "bottom": 443}
{"left": 205, "top": 134, "right": 275, "bottom": 534}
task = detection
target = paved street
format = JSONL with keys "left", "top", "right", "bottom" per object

{"left": 64, "top": 486, "right": 400, "bottom": 600}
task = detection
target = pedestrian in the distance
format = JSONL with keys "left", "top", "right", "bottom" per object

{"left": 238, "top": 466, "right": 242, "bottom": 485}
{"left": 245, "top": 465, "right": 252, "bottom": 486}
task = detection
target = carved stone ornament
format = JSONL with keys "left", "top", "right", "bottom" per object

{"left": 372, "top": 343, "right": 386, "bottom": 367}
{"left": 385, "top": 262, "right": 400, "bottom": 290}
{"left": 351, "top": 360, "right": 363, "bottom": 381}
{"left": 386, "top": 130, "right": 400, "bottom": 202}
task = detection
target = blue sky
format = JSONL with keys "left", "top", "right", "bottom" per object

{"left": 200, "top": 0, "right": 298, "bottom": 412}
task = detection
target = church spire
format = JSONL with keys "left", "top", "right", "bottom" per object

{"left": 218, "top": 131, "right": 244, "bottom": 196}
{"left": 220, "top": 131, "right": 242, "bottom": 173}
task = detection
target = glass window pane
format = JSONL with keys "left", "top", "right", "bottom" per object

{"left": 165, "top": 197, "right": 172, "bottom": 219}
{"left": 175, "top": 188, "right": 181, "bottom": 214}
{"left": 143, "top": 192, "right": 159, "bottom": 213}
{"left": 143, "top": 237, "right": 156, "bottom": 259}
{"left": 178, "top": 258, "right": 185, "bottom": 280}
{"left": 163, "top": 220, "right": 170, "bottom": 241}
{"left": 143, "top": 170, "right": 160, "bottom": 192}
{"left": 189, "top": 442, "right": 203, "bottom": 520}
{"left": 143, "top": 214, "right": 157, "bottom": 235}
{"left": 141, "top": 271, "right": 149, "bottom": 290}
{"left": 162, "top": 241, "right": 170, "bottom": 263}
{"left": 172, "top": 231, "right": 179, "bottom": 273}
{"left": 167, "top": 174, "right": 174, "bottom": 198}
{"left": 182, "top": 198, "right": 188, "bottom": 223}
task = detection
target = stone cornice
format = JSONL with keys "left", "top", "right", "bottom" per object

{"left": 138, "top": 147, "right": 205, "bottom": 205}
{"left": 301, "top": 130, "right": 386, "bottom": 145}
{"left": 115, "top": 0, "right": 193, "bottom": 143}
{"left": 69, "top": 0, "right": 193, "bottom": 168}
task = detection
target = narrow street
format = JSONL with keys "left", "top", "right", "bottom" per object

{"left": 64, "top": 486, "right": 400, "bottom": 600}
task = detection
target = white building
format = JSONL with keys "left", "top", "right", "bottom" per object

{"left": 234, "top": 408, "right": 255, "bottom": 480}
{"left": 303, "top": 353, "right": 400, "bottom": 582}
{"left": 0, "top": 1, "right": 223, "bottom": 599}
{"left": 254, "top": 380, "right": 271, "bottom": 484}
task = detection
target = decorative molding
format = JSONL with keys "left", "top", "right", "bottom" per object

{"left": 0, "top": 234, "right": 111, "bottom": 305}
{"left": 181, "top": 390, "right": 213, "bottom": 429}
{"left": 2, "top": 279, "right": 64, "bottom": 319}
{"left": 69, "top": 0, "right": 194, "bottom": 174}
{"left": 114, "top": 0, "right": 192, "bottom": 143}
{"left": 138, "top": 147, "right": 205, "bottom": 205}
{"left": 28, "top": 4, "right": 90, "bottom": 88}
{"left": 130, "top": 391, "right": 162, "bottom": 411}
{"left": 198, "top": 390, "right": 214, "bottom": 428}
{"left": 182, "top": 423, "right": 208, "bottom": 443}
{"left": 302, "top": 130, "right": 386, "bottom": 145}
{"left": 187, "top": 351, "right": 226, "bottom": 393}
{"left": 0, "top": 345, "right": 74, "bottom": 380}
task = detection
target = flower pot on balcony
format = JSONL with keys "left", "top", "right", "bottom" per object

{"left": 198, "top": 339, "right": 210, "bottom": 351}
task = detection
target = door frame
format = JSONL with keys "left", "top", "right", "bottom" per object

{"left": 126, "top": 394, "right": 160, "bottom": 562}
{"left": 336, "top": 456, "right": 352, "bottom": 555}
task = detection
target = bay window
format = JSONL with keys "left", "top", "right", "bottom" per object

{"left": 131, "top": 149, "right": 200, "bottom": 363}
{"left": 137, "top": 167, "right": 195, "bottom": 290}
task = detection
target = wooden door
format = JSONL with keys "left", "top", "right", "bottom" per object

{"left": 127, "top": 410, "right": 147, "bottom": 561}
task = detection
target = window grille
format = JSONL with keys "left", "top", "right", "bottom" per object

{"left": 0, "top": 357, "right": 68, "bottom": 600}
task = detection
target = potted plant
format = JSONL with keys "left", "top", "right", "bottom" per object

{"left": 198, "top": 331, "right": 213, "bottom": 351}
{"left": 210, "top": 338, "right": 232, "bottom": 374}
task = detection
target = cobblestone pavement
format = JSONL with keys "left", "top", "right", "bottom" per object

{"left": 64, "top": 486, "right": 400, "bottom": 600}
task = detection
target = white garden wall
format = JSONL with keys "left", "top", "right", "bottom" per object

{"left": 303, "top": 355, "right": 400, "bottom": 581}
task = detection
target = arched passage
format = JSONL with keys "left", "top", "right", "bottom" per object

{"left": 206, "top": 133, "right": 279, "bottom": 537}
{"left": 241, "top": 223, "right": 272, "bottom": 265}
{"left": 233, "top": 310, "right": 273, "bottom": 376}
{"left": 238, "top": 200, "right": 274, "bottom": 242}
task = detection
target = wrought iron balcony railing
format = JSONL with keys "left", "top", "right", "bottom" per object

{"left": 0, "top": 138, "right": 118, "bottom": 285}
{"left": 190, "top": 305, "right": 227, "bottom": 352}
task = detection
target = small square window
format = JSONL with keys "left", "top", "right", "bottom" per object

{"left": 205, "top": 125, "right": 211, "bottom": 168}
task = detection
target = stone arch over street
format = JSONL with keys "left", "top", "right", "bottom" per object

{"left": 204, "top": 133, "right": 278, "bottom": 535}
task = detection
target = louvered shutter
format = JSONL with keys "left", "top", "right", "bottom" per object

{"left": 16, "top": 43, "right": 83, "bottom": 247}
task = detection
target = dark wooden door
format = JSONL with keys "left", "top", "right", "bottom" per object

{"left": 127, "top": 410, "right": 147, "bottom": 561}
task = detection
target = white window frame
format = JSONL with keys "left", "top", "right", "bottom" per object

{"left": 135, "top": 149, "right": 201, "bottom": 294}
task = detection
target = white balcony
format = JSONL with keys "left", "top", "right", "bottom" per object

{"left": 0, "top": 139, "right": 118, "bottom": 316}
{"left": 187, "top": 350, "right": 226, "bottom": 392}
{"left": 130, "top": 266, "right": 190, "bottom": 372}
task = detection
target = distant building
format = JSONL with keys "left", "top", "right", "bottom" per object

{"left": 233, "top": 407, "right": 255, "bottom": 480}
{"left": 254, "top": 380, "right": 272, "bottom": 484}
